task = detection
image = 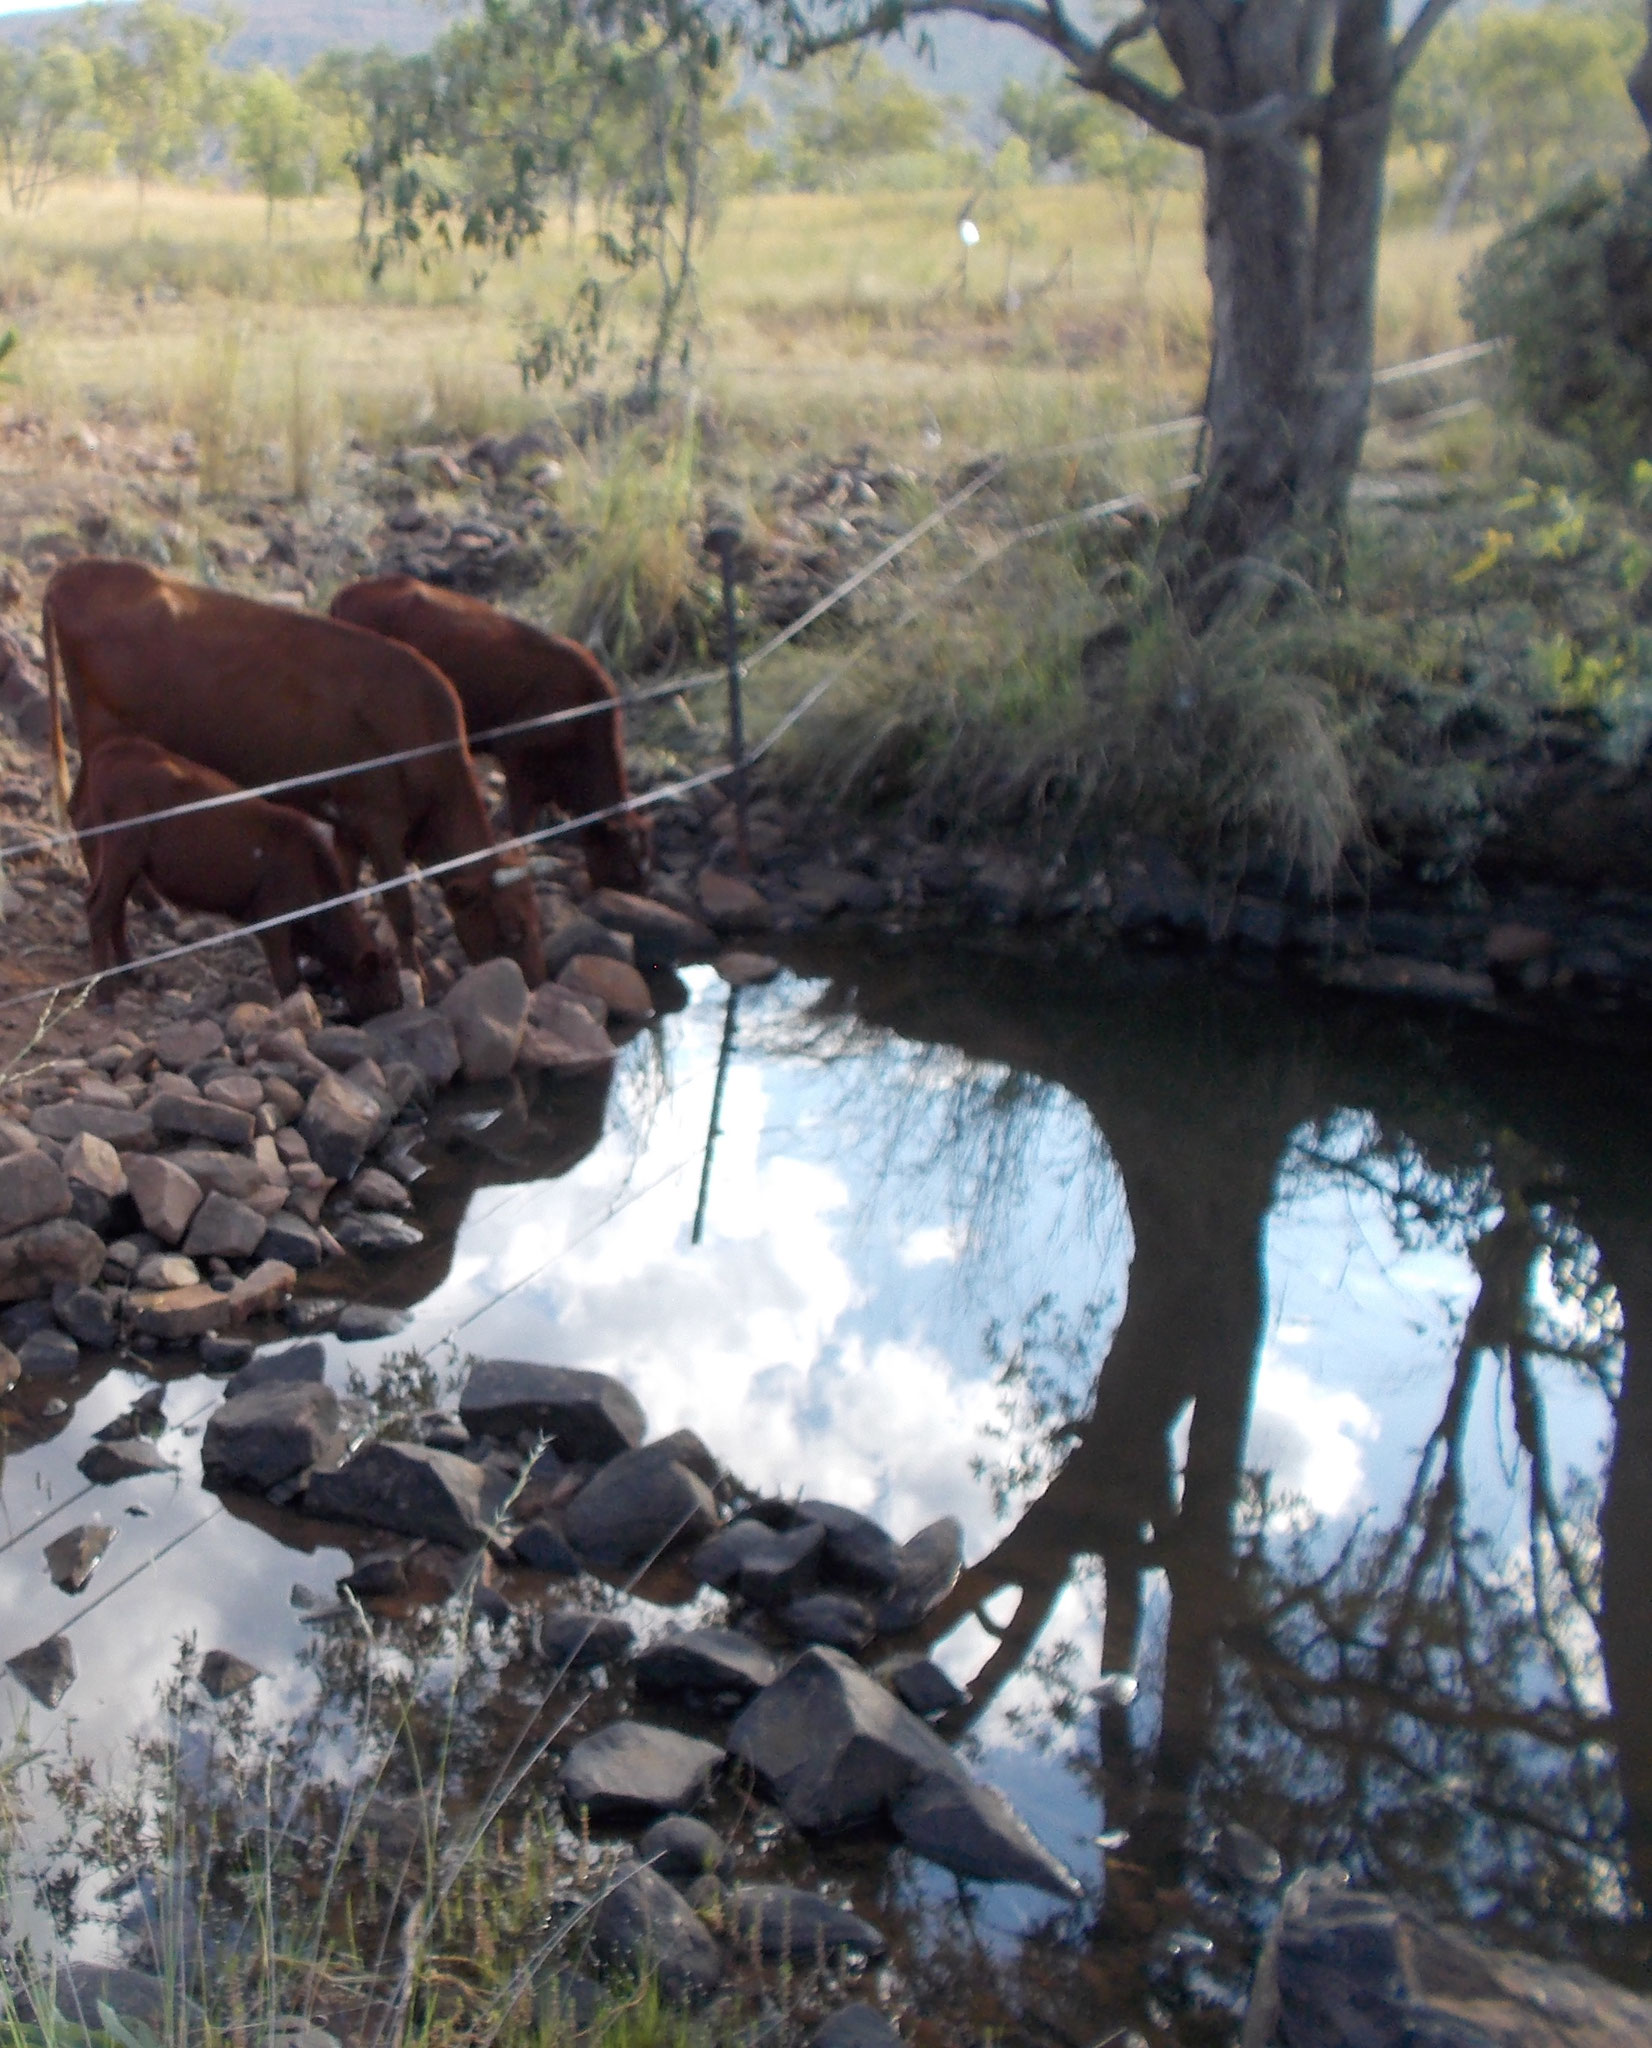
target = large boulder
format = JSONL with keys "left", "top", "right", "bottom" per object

{"left": 518, "top": 983, "right": 616, "bottom": 1075}
{"left": 0, "top": 1218, "right": 105, "bottom": 1303}
{"left": 458, "top": 1359, "right": 645, "bottom": 1461}
{"left": 561, "top": 1722, "right": 723, "bottom": 1822}
{"left": 794, "top": 1500, "right": 900, "bottom": 1593}
{"left": 305, "top": 1439, "right": 491, "bottom": 1549}
{"left": 0, "top": 1149, "right": 71, "bottom": 1234}
{"left": 585, "top": 889, "right": 716, "bottom": 967}
{"left": 587, "top": 1861, "right": 724, "bottom": 2003}
{"left": 202, "top": 1382, "right": 350, "bottom": 1493}
{"left": 183, "top": 1191, "right": 268, "bottom": 1261}
{"left": 441, "top": 959, "right": 529, "bottom": 1082}
{"left": 224, "top": 1341, "right": 324, "bottom": 1401}
{"left": 563, "top": 1442, "right": 719, "bottom": 1570}
{"left": 728, "top": 1646, "right": 1078, "bottom": 1898}
{"left": 125, "top": 1156, "right": 205, "bottom": 1246}
{"left": 1247, "top": 1876, "right": 1652, "bottom": 2048}
{"left": 692, "top": 1517, "right": 823, "bottom": 1607}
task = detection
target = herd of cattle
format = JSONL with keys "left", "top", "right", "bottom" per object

{"left": 41, "top": 560, "right": 656, "bottom": 1017}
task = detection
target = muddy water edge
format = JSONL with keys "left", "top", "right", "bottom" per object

{"left": 0, "top": 931, "right": 1648, "bottom": 2046}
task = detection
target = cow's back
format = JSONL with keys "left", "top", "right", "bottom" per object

{"left": 48, "top": 560, "right": 470, "bottom": 787}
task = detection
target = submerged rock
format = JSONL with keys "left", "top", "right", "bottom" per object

{"left": 561, "top": 1721, "right": 723, "bottom": 1822}
{"left": 18, "top": 1327, "right": 80, "bottom": 1378}
{"left": 890, "top": 1774, "right": 1081, "bottom": 1901}
{"left": 726, "top": 1884, "right": 887, "bottom": 1961}
{"left": 78, "top": 1439, "right": 175, "bottom": 1484}
{"left": 637, "top": 1814, "right": 734, "bottom": 1884}
{"left": 459, "top": 1358, "right": 645, "bottom": 1462}
{"left": 335, "top": 1303, "right": 411, "bottom": 1342}
{"left": 306, "top": 1440, "right": 491, "bottom": 1550}
{"left": 199, "top": 1649, "right": 261, "bottom": 1699}
{"left": 44, "top": 1523, "right": 115, "bottom": 1593}
{"left": 589, "top": 1860, "right": 725, "bottom": 2003}
{"left": 7, "top": 1632, "right": 75, "bottom": 1706}
{"left": 331, "top": 1212, "right": 424, "bottom": 1255}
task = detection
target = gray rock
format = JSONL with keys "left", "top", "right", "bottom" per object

{"left": 1214, "top": 1821, "right": 1283, "bottom": 1889}
{"left": 561, "top": 1722, "right": 723, "bottom": 1821}
{"left": 336, "top": 1303, "right": 411, "bottom": 1342}
{"left": 635, "top": 1626, "right": 779, "bottom": 1703}
{"left": 0, "top": 1149, "right": 71, "bottom": 1233}
{"left": 134, "top": 1252, "right": 200, "bottom": 1291}
{"left": 167, "top": 1149, "right": 266, "bottom": 1201}
{"left": 563, "top": 1444, "right": 719, "bottom": 1570}
{"left": 299, "top": 1070, "right": 387, "bottom": 1181}
{"left": 30, "top": 1101, "right": 155, "bottom": 1150}
{"left": 726, "top": 1884, "right": 887, "bottom": 1961}
{"left": 778, "top": 1593, "right": 875, "bottom": 1652}
{"left": 728, "top": 1646, "right": 952, "bottom": 1834}
{"left": 519, "top": 984, "right": 618, "bottom": 1073}
{"left": 331, "top": 1212, "right": 424, "bottom": 1255}
{"left": 225, "top": 1340, "right": 324, "bottom": 1400}
{"left": 93, "top": 1385, "right": 164, "bottom": 1443}
{"left": 362, "top": 1009, "right": 462, "bottom": 1087}
{"left": 441, "top": 958, "right": 529, "bottom": 1081}
{"left": 53, "top": 1286, "right": 116, "bottom": 1350}
{"left": 19, "top": 1327, "right": 80, "bottom": 1377}
{"left": 283, "top": 1293, "right": 343, "bottom": 1333}
{"left": 876, "top": 1516, "right": 964, "bottom": 1633}
{"left": 795, "top": 1500, "right": 901, "bottom": 1592}
{"left": 7, "top": 1633, "right": 74, "bottom": 1706}
{"left": 890, "top": 1774, "right": 1081, "bottom": 1900}
{"left": 149, "top": 1093, "right": 257, "bottom": 1148}
{"left": 542, "top": 906, "right": 634, "bottom": 978}
{"left": 0, "top": 1218, "right": 106, "bottom": 1302}
{"left": 637, "top": 1814, "right": 734, "bottom": 1884}
{"left": 715, "top": 1519, "right": 824, "bottom": 1607}
{"left": 535, "top": 1609, "right": 634, "bottom": 1670}
{"left": 199, "top": 1335, "right": 255, "bottom": 1372}
{"left": 811, "top": 2005, "right": 902, "bottom": 2048}
{"left": 183, "top": 1191, "right": 268, "bottom": 1261}
{"left": 459, "top": 1359, "right": 646, "bottom": 1462}
{"left": 152, "top": 1019, "right": 225, "bottom": 1069}
{"left": 1, "top": 1299, "right": 57, "bottom": 1346}
{"left": 347, "top": 1167, "right": 413, "bottom": 1212}
{"left": 125, "top": 1155, "right": 205, "bottom": 1245}
{"left": 311, "top": 1026, "right": 374, "bottom": 1069}
{"left": 54, "top": 1964, "right": 196, "bottom": 2034}
{"left": 306, "top": 1439, "right": 491, "bottom": 1549}
{"left": 885, "top": 1657, "right": 968, "bottom": 1719}
{"left": 588, "top": 1860, "right": 724, "bottom": 2003}
{"left": 585, "top": 888, "right": 716, "bottom": 967}
{"left": 510, "top": 1519, "right": 581, "bottom": 1574}
{"left": 258, "top": 1213, "right": 325, "bottom": 1270}
{"left": 44, "top": 1523, "right": 115, "bottom": 1592}
{"left": 203, "top": 1382, "right": 349, "bottom": 1492}
{"left": 78, "top": 1439, "right": 176, "bottom": 1483}
{"left": 199, "top": 1648, "right": 261, "bottom": 1699}
{"left": 1249, "top": 1878, "right": 1652, "bottom": 2048}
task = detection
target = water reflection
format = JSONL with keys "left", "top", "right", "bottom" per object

{"left": 3, "top": 940, "right": 1651, "bottom": 2040}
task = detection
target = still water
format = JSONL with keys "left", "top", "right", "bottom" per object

{"left": 0, "top": 940, "right": 1647, "bottom": 2039}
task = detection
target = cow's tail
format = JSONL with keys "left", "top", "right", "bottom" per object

{"left": 44, "top": 589, "right": 70, "bottom": 823}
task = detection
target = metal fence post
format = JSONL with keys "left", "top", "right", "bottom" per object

{"left": 705, "top": 518, "right": 751, "bottom": 873}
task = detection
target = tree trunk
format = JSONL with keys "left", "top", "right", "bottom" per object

{"left": 1178, "top": 94, "right": 1391, "bottom": 609}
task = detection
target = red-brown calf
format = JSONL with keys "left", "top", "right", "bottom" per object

{"left": 74, "top": 734, "right": 403, "bottom": 1020}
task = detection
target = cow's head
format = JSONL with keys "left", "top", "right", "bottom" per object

{"left": 583, "top": 812, "right": 654, "bottom": 893}
{"left": 446, "top": 860, "right": 546, "bottom": 986}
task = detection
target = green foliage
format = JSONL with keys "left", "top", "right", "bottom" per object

{"left": 1467, "top": 169, "right": 1652, "bottom": 479}
{"left": 351, "top": 0, "right": 735, "bottom": 404}
{"left": 91, "top": 0, "right": 233, "bottom": 213}
{"left": 774, "top": 48, "right": 966, "bottom": 191}
{"left": 233, "top": 67, "right": 317, "bottom": 234}
{"left": 552, "top": 419, "right": 706, "bottom": 670}
{"left": 1397, "top": 0, "right": 1643, "bottom": 226}
{"left": 0, "top": 38, "right": 104, "bottom": 213}
{"left": 996, "top": 71, "right": 1106, "bottom": 176}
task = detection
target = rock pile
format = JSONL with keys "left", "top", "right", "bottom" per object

{"left": 185, "top": 1349, "right": 1079, "bottom": 2004}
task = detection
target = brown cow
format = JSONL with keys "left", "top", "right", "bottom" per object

{"left": 329, "top": 576, "right": 652, "bottom": 890}
{"left": 74, "top": 734, "right": 403, "bottom": 1019}
{"left": 44, "top": 560, "right": 544, "bottom": 985}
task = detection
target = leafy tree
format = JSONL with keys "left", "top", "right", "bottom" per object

{"left": 93, "top": 0, "right": 232, "bottom": 224}
{"left": 233, "top": 66, "right": 315, "bottom": 236}
{"left": 0, "top": 39, "right": 104, "bottom": 213}
{"left": 762, "top": 0, "right": 1474, "bottom": 615}
{"left": 351, "top": 0, "right": 734, "bottom": 407}
{"left": 775, "top": 47, "right": 958, "bottom": 187}
{"left": 1398, "top": 0, "right": 1643, "bottom": 231}
{"left": 996, "top": 69, "right": 1107, "bottom": 175}
{"left": 1077, "top": 104, "right": 1184, "bottom": 285}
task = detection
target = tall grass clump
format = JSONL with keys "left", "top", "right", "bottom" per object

{"left": 177, "top": 325, "right": 246, "bottom": 499}
{"left": 283, "top": 332, "right": 336, "bottom": 504}
{"left": 554, "top": 421, "right": 706, "bottom": 672}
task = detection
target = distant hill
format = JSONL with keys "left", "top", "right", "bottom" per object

{"left": 0, "top": 0, "right": 1044, "bottom": 124}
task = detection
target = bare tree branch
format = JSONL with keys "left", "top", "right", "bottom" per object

{"left": 1392, "top": 0, "right": 1463, "bottom": 84}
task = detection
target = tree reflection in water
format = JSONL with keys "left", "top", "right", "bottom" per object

{"left": 778, "top": 942, "right": 1652, "bottom": 2037}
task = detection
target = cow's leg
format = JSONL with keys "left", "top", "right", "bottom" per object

{"left": 352, "top": 818, "right": 421, "bottom": 973}
{"left": 504, "top": 765, "right": 544, "bottom": 842}
{"left": 84, "top": 849, "right": 138, "bottom": 1005}
{"left": 256, "top": 925, "right": 301, "bottom": 998}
